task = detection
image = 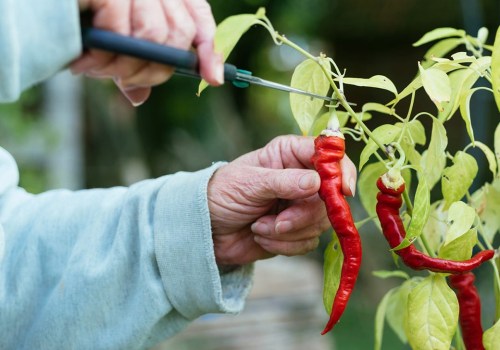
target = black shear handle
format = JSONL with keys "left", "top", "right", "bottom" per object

{"left": 80, "top": 27, "right": 238, "bottom": 81}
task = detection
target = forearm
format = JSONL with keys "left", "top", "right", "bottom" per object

{"left": 0, "top": 150, "right": 252, "bottom": 349}
{"left": 0, "top": 0, "right": 82, "bottom": 102}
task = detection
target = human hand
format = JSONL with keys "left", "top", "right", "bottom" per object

{"left": 208, "top": 135, "right": 357, "bottom": 267}
{"left": 72, "top": 0, "right": 223, "bottom": 106}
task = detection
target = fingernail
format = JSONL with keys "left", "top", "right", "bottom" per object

{"left": 348, "top": 177, "right": 356, "bottom": 197}
{"left": 214, "top": 55, "right": 224, "bottom": 85}
{"left": 131, "top": 99, "right": 145, "bottom": 107}
{"left": 251, "top": 222, "right": 270, "bottom": 235}
{"left": 299, "top": 173, "right": 319, "bottom": 190}
{"left": 275, "top": 221, "right": 293, "bottom": 234}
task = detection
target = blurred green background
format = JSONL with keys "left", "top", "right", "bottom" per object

{"left": 1, "top": 0, "right": 499, "bottom": 349}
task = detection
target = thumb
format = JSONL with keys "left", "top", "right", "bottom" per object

{"left": 255, "top": 168, "right": 320, "bottom": 200}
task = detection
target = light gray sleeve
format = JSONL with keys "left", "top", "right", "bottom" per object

{"left": 0, "top": 0, "right": 82, "bottom": 102}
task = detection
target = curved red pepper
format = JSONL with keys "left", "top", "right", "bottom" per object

{"left": 449, "top": 272, "right": 485, "bottom": 350}
{"left": 376, "top": 177, "right": 495, "bottom": 273}
{"left": 312, "top": 134, "right": 362, "bottom": 335}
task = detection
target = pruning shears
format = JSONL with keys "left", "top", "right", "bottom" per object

{"left": 81, "top": 28, "right": 336, "bottom": 102}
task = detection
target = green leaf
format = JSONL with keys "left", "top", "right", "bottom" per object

{"left": 387, "top": 279, "right": 420, "bottom": 344}
{"left": 359, "top": 124, "right": 401, "bottom": 169}
{"left": 420, "top": 119, "right": 448, "bottom": 190}
{"left": 413, "top": 27, "right": 465, "bottom": 47}
{"left": 473, "top": 141, "right": 497, "bottom": 178}
{"left": 290, "top": 58, "right": 330, "bottom": 135}
{"left": 375, "top": 288, "right": 395, "bottom": 350}
{"left": 362, "top": 102, "right": 394, "bottom": 115}
{"left": 441, "top": 151, "right": 478, "bottom": 209}
{"left": 197, "top": 9, "right": 265, "bottom": 95}
{"left": 495, "top": 123, "right": 500, "bottom": 172}
{"left": 399, "top": 120, "right": 426, "bottom": 169}
{"left": 323, "top": 232, "right": 343, "bottom": 314}
{"left": 372, "top": 270, "right": 410, "bottom": 280}
{"left": 438, "top": 56, "right": 492, "bottom": 121}
{"left": 438, "top": 228, "right": 477, "bottom": 261}
{"left": 470, "top": 178, "right": 500, "bottom": 243}
{"left": 342, "top": 75, "right": 398, "bottom": 96}
{"left": 358, "top": 162, "right": 387, "bottom": 217}
{"left": 422, "top": 202, "right": 449, "bottom": 257}
{"left": 406, "top": 178, "right": 431, "bottom": 242}
{"left": 405, "top": 275, "right": 459, "bottom": 350}
{"left": 418, "top": 62, "right": 452, "bottom": 112}
{"left": 483, "top": 317, "right": 500, "bottom": 350}
{"left": 421, "top": 38, "right": 464, "bottom": 68}
{"left": 491, "top": 26, "right": 500, "bottom": 113}
{"left": 458, "top": 87, "right": 478, "bottom": 143}
{"left": 444, "top": 201, "right": 476, "bottom": 246}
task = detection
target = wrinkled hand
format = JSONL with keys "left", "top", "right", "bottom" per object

{"left": 208, "top": 135, "right": 357, "bottom": 266}
{"left": 72, "top": 0, "right": 223, "bottom": 106}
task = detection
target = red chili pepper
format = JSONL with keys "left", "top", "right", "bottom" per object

{"left": 449, "top": 272, "right": 485, "bottom": 350}
{"left": 376, "top": 176, "right": 495, "bottom": 273}
{"left": 312, "top": 132, "right": 362, "bottom": 335}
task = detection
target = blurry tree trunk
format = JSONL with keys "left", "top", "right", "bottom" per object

{"left": 43, "top": 70, "right": 84, "bottom": 190}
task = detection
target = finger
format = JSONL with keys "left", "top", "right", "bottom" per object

{"left": 183, "top": 0, "right": 223, "bottom": 85}
{"left": 256, "top": 168, "right": 320, "bottom": 201}
{"left": 254, "top": 215, "right": 328, "bottom": 241}
{"left": 162, "top": 0, "right": 196, "bottom": 50}
{"left": 254, "top": 236, "right": 320, "bottom": 256}
{"left": 340, "top": 155, "right": 357, "bottom": 196}
{"left": 251, "top": 135, "right": 316, "bottom": 170}
{"left": 115, "top": 85, "right": 152, "bottom": 107}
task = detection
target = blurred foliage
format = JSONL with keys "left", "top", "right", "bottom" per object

{"left": 1, "top": 1, "right": 499, "bottom": 347}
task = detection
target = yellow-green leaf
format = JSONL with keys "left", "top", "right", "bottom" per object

{"left": 386, "top": 279, "right": 420, "bottom": 344}
{"left": 359, "top": 124, "right": 401, "bottom": 169}
{"left": 420, "top": 119, "right": 448, "bottom": 190}
{"left": 358, "top": 162, "right": 387, "bottom": 218}
{"left": 407, "top": 178, "right": 431, "bottom": 241}
{"left": 438, "top": 228, "right": 477, "bottom": 261}
{"left": 483, "top": 317, "right": 500, "bottom": 350}
{"left": 441, "top": 151, "right": 478, "bottom": 209}
{"left": 418, "top": 62, "right": 452, "bottom": 112}
{"left": 470, "top": 178, "right": 500, "bottom": 243}
{"left": 342, "top": 75, "right": 397, "bottom": 96}
{"left": 323, "top": 232, "right": 343, "bottom": 314}
{"left": 473, "top": 141, "right": 497, "bottom": 178}
{"left": 405, "top": 275, "right": 459, "bottom": 350}
{"left": 495, "top": 123, "right": 500, "bottom": 173}
{"left": 444, "top": 201, "right": 476, "bottom": 246}
{"left": 290, "top": 58, "right": 330, "bottom": 135}
{"left": 362, "top": 102, "right": 394, "bottom": 115}
{"left": 375, "top": 288, "right": 395, "bottom": 350}
{"left": 421, "top": 38, "right": 464, "bottom": 68}
{"left": 413, "top": 27, "right": 465, "bottom": 47}
{"left": 423, "top": 202, "right": 448, "bottom": 254}
{"left": 197, "top": 9, "right": 265, "bottom": 95}
{"left": 491, "top": 26, "right": 500, "bottom": 112}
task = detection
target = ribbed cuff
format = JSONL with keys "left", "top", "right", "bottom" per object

{"left": 154, "top": 162, "right": 253, "bottom": 320}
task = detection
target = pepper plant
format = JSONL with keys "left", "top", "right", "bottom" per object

{"left": 199, "top": 8, "right": 500, "bottom": 350}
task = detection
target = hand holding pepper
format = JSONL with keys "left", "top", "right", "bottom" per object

{"left": 208, "top": 135, "right": 357, "bottom": 267}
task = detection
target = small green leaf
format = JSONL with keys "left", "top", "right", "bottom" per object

{"left": 342, "top": 75, "right": 398, "bottom": 96}
{"left": 495, "top": 123, "right": 500, "bottom": 172}
{"left": 323, "top": 232, "right": 343, "bottom": 314}
{"left": 473, "top": 141, "right": 497, "bottom": 178}
{"left": 405, "top": 275, "right": 459, "bottom": 350}
{"left": 387, "top": 279, "right": 420, "bottom": 344}
{"left": 197, "top": 9, "right": 264, "bottom": 95}
{"left": 420, "top": 119, "right": 448, "bottom": 190}
{"left": 470, "top": 178, "right": 500, "bottom": 243}
{"left": 413, "top": 27, "right": 465, "bottom": 47}
{"left": 459, "top": 87, "right": 478, "bottom": 143}
{"left": 375, "top": 288, "right": 395, "bottom": 350}
{"left": 491, "top": 26, "right": 500, "bottom": 113}
{"left": 441, "top": 151, "right": 478, "bottom": 209}
{"left": 438, "top": 56, "right": 491, "bottom": 121}
{"left": 359, "top": 124, "right": 401, "bottom": 169}
{"left": 358, "top": 162, "right": 388, "bottom": 217}
{"left": 399, "top": 120, "right": 425, "bottom": 169}
{"left": 422, "top": 202, "right": 448, "bottom": 254}
{"left": 290, "top": 58, "right": 330, "bottom": 135}
{"left": 483, "top": 317, "right": 500, "bottom": 350}
{"left": 421, "top": 38, "right": 464, "bottom": 68}
{"left": 406, "top": 178, "right": 431, "bottom": 242}
{"left": 372, "top": 270, "right": 410, "bottom": 280}
{"left": 418, "top": 62, "right": 452, "bottom": 112}
{"left": 444, "top": 201, "right": 476, "bottom": 246}
{"left": 362, "top": 102, "right": 394, "bottom": 115}
{"left": 439, "top": 228, "right": 477, "bottom": 261}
